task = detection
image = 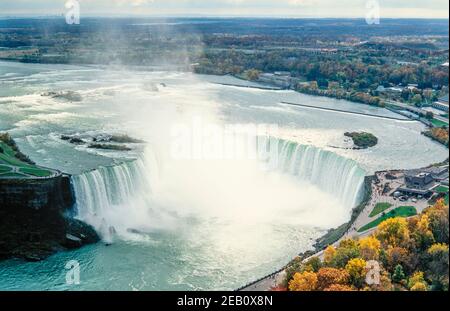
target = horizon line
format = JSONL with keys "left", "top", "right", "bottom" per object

{"left": 0, "top": 14, "right": 449, "bottom": 20}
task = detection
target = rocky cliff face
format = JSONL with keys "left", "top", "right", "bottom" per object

{"left": 0, "top": 175, "right": 99, "bottom": 261}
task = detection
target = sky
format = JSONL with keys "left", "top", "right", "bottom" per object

{"left": 0, "top": 0, "right": 448, "bottom": 18}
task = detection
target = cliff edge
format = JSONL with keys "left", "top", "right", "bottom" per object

{"left": 0, "top": 175, "right": 99, "bottom": 261}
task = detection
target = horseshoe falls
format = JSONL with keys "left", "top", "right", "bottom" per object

{"left": 70, "top": 139, "right": 365, "bottom": 245}
{"left": 0, "top": 62, "right": 447, "bottom": 291}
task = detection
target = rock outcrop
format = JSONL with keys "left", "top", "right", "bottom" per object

{"left": 0, "top": 175, "right": 99, "bottom": 261}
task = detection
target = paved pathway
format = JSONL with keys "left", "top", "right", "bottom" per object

{"left": 240, "top": 271, "right": 287, "bottom": 292}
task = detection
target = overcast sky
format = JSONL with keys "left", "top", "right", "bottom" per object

{"left": 0, "top": 0, "right": 448, "bottom": 18}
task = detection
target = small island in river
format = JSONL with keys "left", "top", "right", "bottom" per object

{"left": 345, "top": 132, "right": 378, "bottom": 149}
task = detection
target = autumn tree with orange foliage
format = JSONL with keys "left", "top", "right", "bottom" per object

{"left": 316, "top": 268, "right": 350, "bottom": 290}
{"left": 427, "top": 127, "right": 449, "bottom": 146}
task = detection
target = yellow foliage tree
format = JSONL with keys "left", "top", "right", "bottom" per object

{"left": 359, "top": 236, "right": 381, "bottom": 260}
{"left": 288, "top": 271, "right": 318, "bottom": 291}
{"left": 408, "top": 271, "right": 427, "bottom": 290}
{"left": 411, "top": 282, "right": 428, "bottom": 291}
{"left": 411, "top": 214, "right": 435, "bottom": 249}
{"left": 375, "top": 217, "right": 410, "bottom": 248}
{"left": 323, "top": 245, "right": 337, "bottom": 265}
{"left": 428, "top": 243, "right": 449, "bottom": 255}
{"left": 345, "top": 258, "right": 367, "bottom": 288}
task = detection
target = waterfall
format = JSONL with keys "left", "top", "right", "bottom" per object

{"left": 265, "top": 138, "right": 366, "bottom": 209}
{"left": 71, "top": 158, "right": 155, "bottom": 242}
{"left": 71, "top": 139, "right": 366, "bottom": 241}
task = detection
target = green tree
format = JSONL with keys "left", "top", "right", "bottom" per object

{"left": 392, "top": 264, "right": 406, "bottom": 283}
{"left": 412, "top": 94, "right": 423, "bottom": 107}
{"left": 332, "top": 239, "right": 360, "bottom": 268}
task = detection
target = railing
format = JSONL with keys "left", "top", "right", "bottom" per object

{"left": 235, "top": 265, "right": 288, "bottom": 291}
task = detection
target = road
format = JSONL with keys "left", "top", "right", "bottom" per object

{"left": 386, "top": 100, "right": 449, "bottom": 125}
{"left": 281, "top": 101, "right": 415, "bottom": 122}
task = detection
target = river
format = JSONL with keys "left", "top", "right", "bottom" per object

{"left": 0, "top": 61, "right": 447, "bottom": 290}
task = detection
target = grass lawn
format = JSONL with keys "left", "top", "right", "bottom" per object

{"left": 0, "top": 165, "right": 12, "bottom": 174}
{"left": 431, "top": 118, "right": 449, "bottom": 128}
{"left": 369, "top": 202, "right": 393, "bottom": 217}
{"left": 358, "top": 206, "right": 418, "bottom": 232}
{"left": 0, "top": 141, "right": 53, "bottom": 178}
{"left": 435, "top": 186, "right": 449, "bottom": 194}
{"left": 0, "top": 172, "right": 27, "bottom": 178}
{"left": 19, "top": 167, "right": 52, "bottom": 177}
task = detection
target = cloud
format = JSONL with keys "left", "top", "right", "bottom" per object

{"left": 0, "top": 0, "right": 448, "bottom": 18}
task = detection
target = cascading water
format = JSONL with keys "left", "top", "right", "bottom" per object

{"left": 270, "top": 139, "right": 366, "bottom": 209}
{"left": 71, "top": 138, "right": 366, "bottom": 242}
{"left": 71, "top": 158, "right": 156, "bottom": 242}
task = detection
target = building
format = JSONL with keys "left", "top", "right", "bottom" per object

{"left": 428, "top": 166, "right": 450, "bottom": 186}
{"left": 406, "top": 84, "right": 420, "bottom": 93}
{"left": 432, "top": 94, "right": 449, "bottom": 112}
{"left": 397, "top": 171, "right": 436, "bottom": 196}
{"left": 405, "top": 172, "right": 434, "bottom": 189}
{"left": 397, "top": 167, "right": 449, "bottom": 197}
{"left": 383, "top": 87, "right": 404, "bottom": 100}
{"left": 258, "top": 72, "right": 292, "bottom": 89}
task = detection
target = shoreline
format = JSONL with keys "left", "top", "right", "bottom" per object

{"left": 280, "top": 101, "right": 413, "bottom": 122}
